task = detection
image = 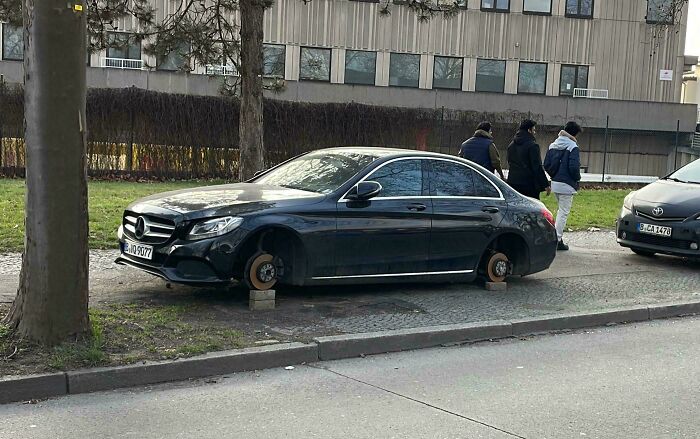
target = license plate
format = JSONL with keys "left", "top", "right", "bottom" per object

{"left": 123, "top": 240, "right": 154, "bottom": 260}
{"left": 637, "top": 223, "right": 672, "bottom": 237}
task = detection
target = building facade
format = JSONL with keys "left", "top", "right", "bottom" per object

{"left": 1, "top": 0, "right": 698, "bottom": 175}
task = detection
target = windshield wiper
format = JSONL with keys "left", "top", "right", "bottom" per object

{"left": 663, "top": 177, "right": 687, "bottom": 183}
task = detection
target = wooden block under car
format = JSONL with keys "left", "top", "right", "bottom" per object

{"left": 485, "top": 282, "right": 507, "bottom": 292}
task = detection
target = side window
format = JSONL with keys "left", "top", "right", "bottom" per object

{"left": 431, "top": 161, "right": 475, "bottom": 197}
{"left": 370, "top": 160, "right": 423, "bottom": 197}
{"left": 472, "top": 172, "right": 501, "bottom": 198}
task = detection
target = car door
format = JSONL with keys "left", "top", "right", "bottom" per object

{"left": 333, "top": 158, "right": 432, "bottom": 278}
{"left": 427, "top": 159, "right": 506, "bottom": 272}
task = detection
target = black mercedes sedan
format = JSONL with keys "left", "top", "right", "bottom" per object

{"left": 617, "top": 158, "right": 700, "bottom": 258}
{"left": 116, "top": 147, "right": 558, "bottom": 290}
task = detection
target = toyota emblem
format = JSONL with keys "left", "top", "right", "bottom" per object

{"left": 135, "top": 216, "right": 147, "bottom": 239}
{"left": 652, "top": 207, "right": 664, "bottom": 217}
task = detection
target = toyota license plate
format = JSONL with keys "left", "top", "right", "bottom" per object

{"left": 637, "top": 223, "right": 672, "bottom": 237}
{"left": 123, "top": 240, "right": 154, "bottom": 260}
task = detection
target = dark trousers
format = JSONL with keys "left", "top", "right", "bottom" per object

{"left": 509, "top": 182, "right": 540, "bottom": 200}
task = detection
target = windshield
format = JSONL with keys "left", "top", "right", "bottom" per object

{"left": 667, "top": 159, "right": 700, "bottom": 184}
{"left": 254, "top": 151, "right": 378, "bottom": 194}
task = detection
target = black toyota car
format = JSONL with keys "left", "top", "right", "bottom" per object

{"left": 117, "top": 147, "right": 557, "bottom": 289}
{"left": 617, "top": 158, "right": 700, "bottom": 258}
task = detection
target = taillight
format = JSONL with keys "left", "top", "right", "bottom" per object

{"left": 542, "top": 208, "right": 555, "bottom": 226}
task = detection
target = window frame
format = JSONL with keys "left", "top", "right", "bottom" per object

{"left": 646, "top": 0, "right": 674, "bottom": 24}
{"left": 522, "top": 0, "right": 552, "bottom": 15}
{"left": 480, "top": 0, "right": 510, "bottom": 12}
{"left": 339, "top": 157, "right": 503, "bottom": 202}
{"left": 432, "top": 55, "right": 464, "bottom": 90}
{"left": 428, "top": 158, "right": 503, "bottom": 200}
{"left": 564, "top": 0, "right": 593, "bottom": 19}
{"left": 517, "top": 61, "right": 548, "bottom": 95}
{"left": 106, "top": 32, "right": 142, "bottom": 60}
{"left": 361, "top": 158, "right": 428, "bottom": 199}
{"left": 156, "top": 42, "right": 191, "bottom": 72}
{"left": 263, "top": 43, "right": 286, "bottom": 78}
{"left": 299, "top": 46, "right": 332, "bottom": 82}
{"left": 559, "top": 64, "right": 589, "bottom": 96}
{"left": 389, "top": 52, "right": 422, "bottom": 88}
{"left": 475, "top": 58, "right": 507, "bottom": 93}
{"left": 2, "top": 23, "right": 23, "bottom": 61}
{"left": 344, "top": 49, "right": 378, "bottom": 86}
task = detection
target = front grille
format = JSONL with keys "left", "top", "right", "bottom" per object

{"left": 635, "top": 210, "right": 686, "bottom": 223}
{"left": 621, "top": 231, "right": 692, "bottom": 250}
{"left": 123, "top": 212, "right": 176, "bottom": 244}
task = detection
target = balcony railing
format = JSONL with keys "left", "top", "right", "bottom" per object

{"left": 573, "top": 88, "right": 609, "bottom": 99}
{"left": 101, "top": 57, "right": 144, "bottom": 70}
{"left": 205, "top": 64, "right": 236, "bottom": 76}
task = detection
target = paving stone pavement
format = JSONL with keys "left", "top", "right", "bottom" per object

{"left": 1, "top": 231, "right": 699, "bottom": 339}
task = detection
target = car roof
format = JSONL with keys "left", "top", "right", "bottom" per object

{"left": 314, "top": 146, "right": 458, "bottom": 161}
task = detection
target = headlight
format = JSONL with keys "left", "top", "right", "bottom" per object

{"left": 187, "top": 216, "right": 243, "bottom": 240}
{"left": 623, "top": 191, "right": 636, "bottom": 210}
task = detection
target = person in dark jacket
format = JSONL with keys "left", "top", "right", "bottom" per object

{"left": 543, "top": 121, "right": 583, "bottom": 251}
{"left": 506, "top": 119, "right": 550, "bottom": 199}
{"left": 458, "top": 122, "right": 505, "bottom": 179}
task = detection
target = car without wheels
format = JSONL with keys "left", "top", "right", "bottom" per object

{"left": 116, "top": 147, "right": 558, "bottom": 289}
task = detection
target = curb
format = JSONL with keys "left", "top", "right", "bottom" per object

{"left": 2, "top": 300, "right": 699, "bottom": 404}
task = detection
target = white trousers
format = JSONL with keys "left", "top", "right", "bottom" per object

{"left": 554, "top": 193, "right": 574, "bottom": 241}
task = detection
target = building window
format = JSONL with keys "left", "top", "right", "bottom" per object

{"left": 106, "top": 32, "right": 141, "bottom": 60}
{"left": 565, "top": 0, "right": 593, "bottom": 18}
{"left": 2, "top": 24, "right": 23, "bottom": 61}
{"left": 647, "top": 0, "right": 674, "bottom": 24}
{"left": 157, "top": 42, "right": 190, "bottom": 72}
{"left": 475, "top": 59, "right": 506, "bottom": 93}
{"left": 389, "top": 53, "right": 420, "bottom": 88}
{"left": 263, "top": 44, "right": 286, "bottom": 78}
{"left": 523, "top": 0, "right": 551, "bottom": 14}
{"left": 433, "top": 56, "right": 463, "bottom": 90}
{"left": 300, "top": 47, "right": 331, "bottom": 82}
{"left": 559, "top": 65, "right": 588, "bottom": 96}
{"left": 518, "top": 62, "right": 547, "bottom": 94}
{"left": 481, "top": 0, "right": 509, "bottom": 12}
{"left": 345, "top": 50, "right": 377, "bottom": 85}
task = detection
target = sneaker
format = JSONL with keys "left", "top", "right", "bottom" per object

{"left": 557, "top": 240, "right": 569, "bottom": 251}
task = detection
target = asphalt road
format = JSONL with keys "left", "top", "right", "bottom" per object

{"left": 2, "top": 316, "right": 699, "bottom": 438}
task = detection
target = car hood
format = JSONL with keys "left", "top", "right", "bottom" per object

{"left": 633, "top": 180, "right": 700, "bottom": 219}
{"left": 128, "top": 183, "right": 325, "bottom": 219}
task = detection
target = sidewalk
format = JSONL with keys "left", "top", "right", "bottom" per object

{"left": 2, "top": 231, "right": 698, "bottom": 339}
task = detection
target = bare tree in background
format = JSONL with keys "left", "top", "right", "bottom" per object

{"left": 647, "top": 0, "right": 689, "bottom": 55}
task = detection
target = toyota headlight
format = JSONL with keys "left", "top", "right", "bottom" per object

{"left": 623, "top": 191, "right": 636, "bottom": 210}
{"left": 187, "top": 216, "right": 243, "bottom": 240}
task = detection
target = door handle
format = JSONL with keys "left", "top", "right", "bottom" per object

{"left": 407, "top": 203, "right": 427, "bottom": 212}
{"left": 481, "top": 206, "right": 500, "bottom": 214}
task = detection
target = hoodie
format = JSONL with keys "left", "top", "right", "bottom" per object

{"left": 506, "top": 130, "right": 550, "bottom": 194}
{"left": 544, "top": 130, "right": 581, "bottom": 194}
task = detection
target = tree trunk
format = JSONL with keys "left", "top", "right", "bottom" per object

{"left": 3, "top": 0, "right": 90, "bottom": 345}
{"left": 238, "top": 0, "right": 266, "bottom": 181}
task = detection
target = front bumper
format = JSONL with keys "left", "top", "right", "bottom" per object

{"left": 616, "top": 208, "right": 700, "bottom": 257}
{"left": 115, "top": 226, "right": 250, "bottom": 285}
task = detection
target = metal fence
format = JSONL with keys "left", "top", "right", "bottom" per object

{"left": 0, "top": 86, "right": 696, "bottom": 180}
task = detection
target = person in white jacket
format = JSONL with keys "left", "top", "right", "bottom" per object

{"left": 543, "top": 122, "right": 583, "bottom": 251}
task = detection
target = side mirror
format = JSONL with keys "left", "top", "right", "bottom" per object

{"left": 347, "top": 181, "right": 382, "bottom": 201}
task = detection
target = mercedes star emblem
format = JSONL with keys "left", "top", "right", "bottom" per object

{"left": 135, "top": 216, "right": 147, "bottom": 239}
{"left": 652, "top": 207, "right": 664, "bottom": 217}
